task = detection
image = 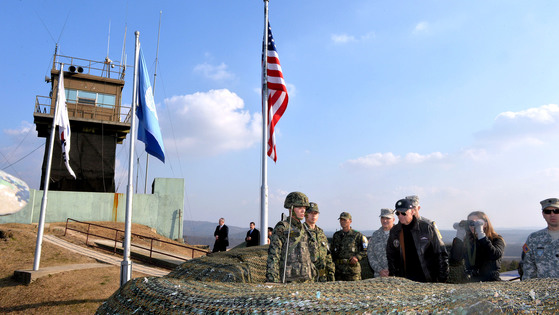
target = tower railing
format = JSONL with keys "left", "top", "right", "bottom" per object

{"left": 35, "top": 95, "right": 132, "bottom": 124}
{"left": 53, "top": 54, "right": 127, "bottom": 80}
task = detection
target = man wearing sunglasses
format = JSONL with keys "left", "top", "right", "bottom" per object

{"left": 386, "top": 198, "right": 449, "bottom": 283}
{"left": 520, "top": 198, "right": 559, "bottom": 280}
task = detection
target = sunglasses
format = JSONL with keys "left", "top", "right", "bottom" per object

{"left": 395, "top": 210, "right": 409, "bottom": 216}
{"left": 543, "top": 209, "right": 559, "bottom": 215}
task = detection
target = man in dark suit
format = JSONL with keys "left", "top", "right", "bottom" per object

{"left": 245, "top": 221, "right": 260, "bottom": 247}
{"left": 213, "top": 217, "right": 229, "bottom": 252}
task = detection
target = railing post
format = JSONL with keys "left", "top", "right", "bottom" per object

{"left": 150, "top": 239, "right": 154, "bottom": 259}
{"left": 64, "top": 218, "right": 69, "bottom": 236}
{"left": 85, "top": 223, "right": 91, "bottom": 246}
{"left": 114, "top": 230, "right": 119, "bottom": 254}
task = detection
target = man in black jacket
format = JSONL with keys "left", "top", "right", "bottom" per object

{"left": 213, "top": 217, "right": 229, "bottom": 252}
{"left": 387, "top": 198, "right": 448, "bottom": 282}
{"left": 245, "top": 221, "right": 260, "bottom": 247}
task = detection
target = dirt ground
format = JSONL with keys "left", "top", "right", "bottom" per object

{"left": 0, "top": 222, "right": 202, "bottom": 314}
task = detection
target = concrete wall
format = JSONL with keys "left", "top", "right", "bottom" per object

{"left": 0, "top": 178, "right": 184, "bottom": 240}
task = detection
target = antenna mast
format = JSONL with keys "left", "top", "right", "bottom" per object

{"left": 144, "top": 11, "right": 162, "bottom": 194}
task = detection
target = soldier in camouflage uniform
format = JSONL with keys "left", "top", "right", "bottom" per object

{"left": 367, "top": 208, "right": 395, "bottom": 278}
{"left": 332, "top": 212, "right": 368, "bottom": 281}
{"left": 304, "top": 202, "right": 335, "bottom": 282}
{"left": 521, "top": 198, "right": 559, "bottom": 280}
{"left": 266, "top": 192, "right": 317, "bottom": 283}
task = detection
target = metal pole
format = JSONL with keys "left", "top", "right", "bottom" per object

{"left": 121, "top": 31, "right": 140, "bottom": 287}
{"left": 33, "top": 63, "right": 65, "bottom": 271}
{"left": 260, "top": 0, "right": 270, "bottom": 246}
{"left": 282, "top": 206, "right": 293, "bottom": 284}
{"left": 144, "top": 11, "right": 162, "bottom": 194}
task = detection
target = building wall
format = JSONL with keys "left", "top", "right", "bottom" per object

{"left": 0, "top": 178, "right": 184, "bottom": 240}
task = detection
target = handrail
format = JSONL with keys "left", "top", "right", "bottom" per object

{"left": 35, "top": 95, "right": 132, "bottom": 123}
{"left": 64, "top": 218, "right": 209, "bottom": 263}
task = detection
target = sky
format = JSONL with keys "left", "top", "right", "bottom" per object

{"left": 2, "top": 0, "right": 559, "bottom": 233}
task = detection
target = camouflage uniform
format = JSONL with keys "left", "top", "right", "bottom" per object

{"left": 305, "top": 222, "right": 335, "bottom": 282}
{"left": 332, "top": 229, "right": 368, "bottom": 281}
{"left": 367, "top": 227, "right": 390, "bottom": 277}
{"left": 521, "top": 228, "right": 559, "bottom": 280}
{"left": 266, "top": 217, "right": 316, "bottom": 283}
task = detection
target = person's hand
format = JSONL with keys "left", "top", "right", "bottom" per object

{"left": 215, "top": 236, "right": 219, "bottom": 240}
{"left": 473, "top": 219, "right": 486, "bottom": 239}
{"left": 247, "top": 236, "right": 251, "bottom": 241}
{"left": 349, "top": 256, "right": 358, "bottom": 265}
{"left": 379, "top": 269, "right": 389, "bottom": 277}
{"left": 453, "top": 221, "right": 467, "bottom": 241}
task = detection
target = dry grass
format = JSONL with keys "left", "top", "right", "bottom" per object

{"left": 0, "top": 222, "right": 195, "bottom": 314}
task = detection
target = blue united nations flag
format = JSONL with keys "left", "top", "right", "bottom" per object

{"left": 136, "top": 48, "right": 165, "bottom": 163}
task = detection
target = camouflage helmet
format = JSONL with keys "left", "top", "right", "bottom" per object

{"left": 284, "top": 192, "right": 310, "bottom": 209}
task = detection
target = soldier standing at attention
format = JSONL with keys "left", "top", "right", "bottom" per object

{"left": 332, "top": 212, "right": 368, "bottom": 281}
{"left": 521, "top": 198, "right": 559, "bottom": 280}
{"left": 367, "top": 208, "right": 395, "bottom": 278}
{"left": 266, "top": 192, "right": 316, "bottom": 283}
{"left": 304, "top": 202, "right": 335, "bottom": 282}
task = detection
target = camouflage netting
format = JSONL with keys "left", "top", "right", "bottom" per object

{"left": 97, "top": 245, "right": 559, "bottom": 314}
{"left": 166, "top": 245, "right": 269, "bottom": 283}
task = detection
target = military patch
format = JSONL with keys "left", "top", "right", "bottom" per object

{"left": 522, "top": 243, "right": 529, "bottom": 253}
{"left": 393, "top": 239, "right": 400, "bottom": 248}
{"left": 536, "top": 247, "right": 545, "bottom": 257}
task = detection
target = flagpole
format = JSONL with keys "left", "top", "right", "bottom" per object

{"left": 144, "top": 11, "right": 162, "bottom": 194}
{"left": 121, "top": 31, "right": 140, "bottom": 286}
{"left": 260, "top": 0, "right": 270, "bottom": 245}
{"left": 33, "top": 63, "right": 65, "bottom": 271}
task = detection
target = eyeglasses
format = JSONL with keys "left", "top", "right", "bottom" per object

{"left": 543, "top": 209, "right": 559, "bottom": 215}
{"left": 395, "top": 211, "right": 408, "bottom": 216}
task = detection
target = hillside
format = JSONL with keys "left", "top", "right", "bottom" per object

{"left": 0, "top": 222, "right": 184, "bottom": 314}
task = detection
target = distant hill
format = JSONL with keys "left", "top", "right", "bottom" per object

{"left": 184, "top": 220, "right": 531, "bottom": 259}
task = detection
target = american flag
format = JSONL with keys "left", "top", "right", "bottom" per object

{"left": 264, "top": 23, "right": 288, "bottom": 162}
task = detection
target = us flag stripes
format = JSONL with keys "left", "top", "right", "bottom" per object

{"left": 264, "top": 23, "right": 288, "bottom": 162}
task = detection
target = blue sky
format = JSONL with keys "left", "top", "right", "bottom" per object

{"left": 2, "top": 0, "right": 559, "bottom": 232}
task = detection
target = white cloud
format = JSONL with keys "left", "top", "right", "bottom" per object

{"left": 344, "top": 152, "right": 445, "bottom": 169}
{"left": 496, "top": 104, "right": 559, "bottom": 124}
{"left": 331, "top": 32, "right": 374, "bottom": 44}
{"left": 344, "top": 152, "right": 400, "bottom": 168}
{"left": 475, "top": 104, "right": 559, "bottom": 151}
{"left": 331, "top": 33, "right": 356, "bottom": 44}
{"left": 404, "top": 152, "right": 445, "bottom": 164}
{"left": 3, "top": 121, "right": 34, "bottom": 136}
{"left": 413, "top": 21, "right": 429, "bottom": 34}
{"left": 193, "top": 62, "right": 235, "bottom": 81}
{"left": 163, "top": 89, "right": 260, "bottom": 157}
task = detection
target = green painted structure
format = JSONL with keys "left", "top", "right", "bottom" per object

{"left": 0, "top": 178, "right": 184, "bottom": 240}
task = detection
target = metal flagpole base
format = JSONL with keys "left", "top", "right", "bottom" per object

{"left": 120, "top": 260, "right": 132, "bottom": 287}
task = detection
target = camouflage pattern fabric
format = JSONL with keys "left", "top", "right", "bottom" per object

{"left": 521, "top": 228, "right": 559, "bottom": 280}
{"left": 97, "top": 250, "right": 559, "bottom": 315}
{"left": 332, "top": 229, "right": 368, "bottom": 281}
{"left": 266, "top": 217, "right": 316, "bottom": 283}
{"left": 304, "top": 222, "right": 335, "bottom": 282}
{"left": 367, "top": 227, "right": 390, "bottom": 277}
